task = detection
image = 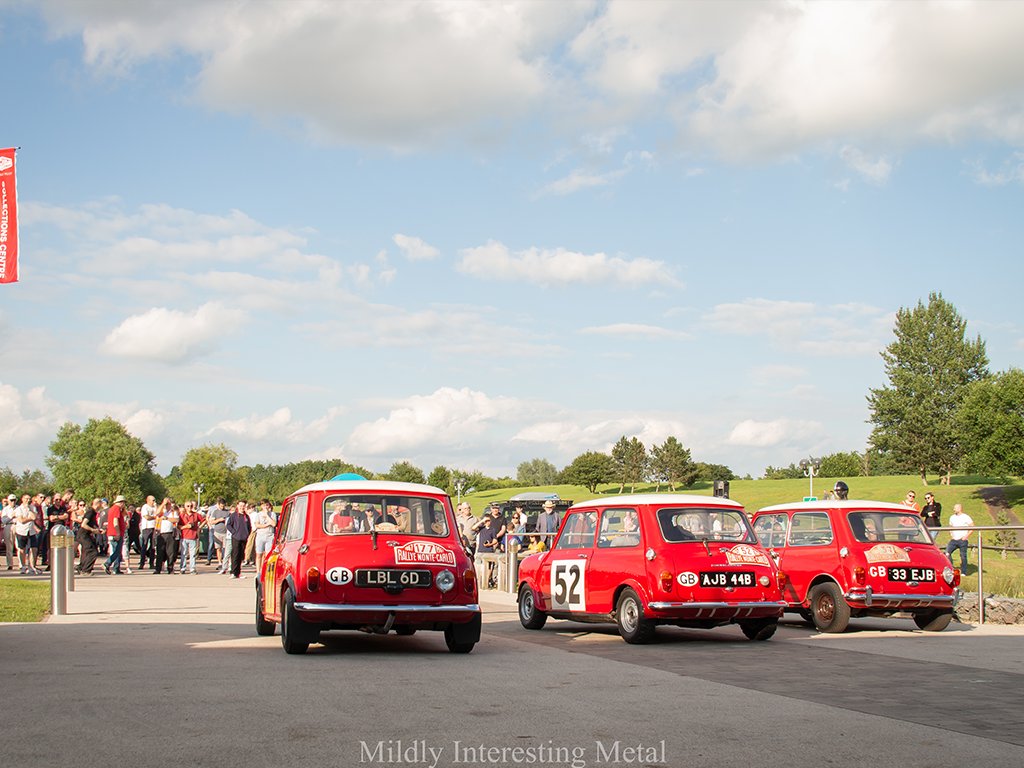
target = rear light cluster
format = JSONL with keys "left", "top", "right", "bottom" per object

{"left": 943, "top": 567, "right": 960, "bottom": 587}
{"left": 462, "top": 569, "right": 477, "bottom": 595}
{"left": 853, "top": 566, "right": 866, "bottom": 585}
{"left": 776, "top": 571, "right": 787, "bottom": 590}
{"left": 306, "top": 567, "right": 321, "bottom": 592}
{"left": 660, "top": 570, "right": 673, "bottom": 592}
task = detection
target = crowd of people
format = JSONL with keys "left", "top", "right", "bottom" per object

{"left": 0, "top": 491, "right": 277, "bottom": 580}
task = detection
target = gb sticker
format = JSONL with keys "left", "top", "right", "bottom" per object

{"left": 676, "top": 571, "right": 699, "bottom": 587}
{"left": 326, "top": 567, "right": 353, "bottom": 586}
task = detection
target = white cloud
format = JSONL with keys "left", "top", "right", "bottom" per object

{"left": 537, "top": 167, "right": 627, "bottom": 196}
{"left": 580, "top": 323, "right": 689, "bottom": 340}
{"left": 702, "top": 299, "right": 891, "bottom": 356}
{"left": 839, "top": 146, "right": 893, "bottom": 184}
{"left": 727, "top": 418, "right": 822, "bottom": 448}
{"left": 968, "top": 151, "right": 1024, "bottom": 186}
{"left": 0, "top": 383, "right": 66, "bottom": 454}
{"left": 101, "top": 302, "right": 247, "bottom": 363}
{"left": 393, "top": 234, "right": 440, "bottom": 261}
{"left": 207, "top": 406, "right": 345, "bottom": 444}
{"left": 513, "top": 416, "right": 692, "bottom": 456}
{"left": 457, "top": 240, "right": 680, "bottom": 287}
{"left": 345, "top": 387, "right": 522, "bottom": 455}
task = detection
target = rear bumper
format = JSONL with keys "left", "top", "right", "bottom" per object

{"left": 647, "top": 601, "right": 786, "bottom": 620}
{"left": 845, "top": 586, "right": 957, "bottom": 609}
{"left": 295, "top": 602, "right": 480, "bottom": 623}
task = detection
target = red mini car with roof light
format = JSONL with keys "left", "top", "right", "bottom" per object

{"left": 256, "top": 477, "right": 481, "bottom": 654}
{"left": 751, "top": 500, "right": 960, "bottom": 633}
{"left": 515, "top": 494, "right": 786, "bottom": 644}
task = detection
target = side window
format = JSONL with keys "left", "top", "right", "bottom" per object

{"left": 277, "top": 501, "right": 292, "bottom": 543}
{"left": 754, "top": 514, "right": 789, "bottom": 548}
{"left": 553, "top": 512, "right": 596, "bottom": 550}
{"left": 285, "top": 495, "right": 308, "bottom": 542}
{"left": 788, "top": 512, "right": 833, "bottom": 547}
{"left": 597, "top": 508, "right": 641, "bottom": 548}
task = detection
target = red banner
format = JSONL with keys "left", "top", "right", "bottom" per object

{"left": 0, "top": 147, "right": 19, "bottom": 284}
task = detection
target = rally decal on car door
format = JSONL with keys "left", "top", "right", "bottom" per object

{"left": 550, "top": 559, "right": 587, "bottom": 612}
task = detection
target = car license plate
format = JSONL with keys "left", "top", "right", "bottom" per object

{"left": 355, "top": 569, "right": 432, "bottom": 588}
{"left": 887, "top": 567, "right": 935, "bottom": 582}
{"left": 700, "top": 571, "right": 755, "bottom": 587}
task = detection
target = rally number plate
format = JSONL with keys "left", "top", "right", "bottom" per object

{"left": 355, "top": 569, "right": 432, "bottom": 588}
{"left": 887, "top": 567, "right": 935, "bottom": 582}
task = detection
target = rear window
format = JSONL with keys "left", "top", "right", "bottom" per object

{"left": 657, "top": 507, "right": 754, "bottom": 543}
{"left": 847, "top": 511, "right": 930, "bottom": 544}
{"left": 322, "top": 495, "right": 450, "bottom": 537}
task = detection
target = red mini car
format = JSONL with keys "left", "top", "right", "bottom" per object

{"left": 751, "top": 500, "right": 960, "bottom": 633}
{"left": 516, "top": 494, "right": 785, "bottom": 644}
{"left": 256, "top": 478, "right": 481, "bottom": 654}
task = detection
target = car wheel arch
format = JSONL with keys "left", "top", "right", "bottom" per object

{"left": 612, "top": 579, "right": 651, "bottom": 615}
{"left": 801, "top": 574, "right": 842, "bottom": 606}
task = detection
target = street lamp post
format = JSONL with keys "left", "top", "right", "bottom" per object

{"left": 193, "top": 482, "right": 205, "bottom": 509}
{"left": 799, "top": 458, "right": 820, "bottom": 499}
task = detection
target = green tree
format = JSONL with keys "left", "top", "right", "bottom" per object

{"left": 957, "top": 368, "right": 1024, "bottom": 477}
{"left": 167, "top": 443, "right": 240, "bottom": 503}
{"left": 649, "top": 437, "right": 698, "bottom": 490}
{"left": 868, "top": 292, "right": 989, "bottom": 484}
{"left": 516, "top": 457, "right": 559, "bottom": 487}
{"left": 694, "top": 462, "right": 736, "bottom": 482}
{"left": 47, "top": 417, "right": 163, "bottom": 501}
{"left": 0, "top": 466, "right": 17, "bottom": 497}
{"left": 611, "top": 436, "right": 648, "bottom": 492}
{"left": 818, "top": 451, "right": 863, "bottom": 478}
{"left": 763, "top": 463, "right": 804, "bottom": 480}
{"left": 427, "top": 465, "right": 452, "bottom": 492}
{"left": 561, "top": 451, "right": 614, "bottom": 493}
{"left": 385, "top": 461, "right": 427, "bottom": 485}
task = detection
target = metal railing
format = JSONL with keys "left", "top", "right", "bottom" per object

{"left": 930, "top": 524, "right": 1024, "bottom": 624}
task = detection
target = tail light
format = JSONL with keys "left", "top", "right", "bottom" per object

{"left": 462, "top": 569, "right": 477, "bottom": 595}
{"left": 952, "top": 568, "right": 961, "bottom": 587}
{"left": 853, "top": 566, "right": 865, "bottom": 585}
{"left": 660, "top": 570, "right": 673, "bottom": 592}
{"left": 776, "top": 571, "right": 787, "bottom": 590}
{"left": 306, "top": 567, "right": 321, "bottom": 592}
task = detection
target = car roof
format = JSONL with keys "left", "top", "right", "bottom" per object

{"left": 569, "top": 494, "right": 744, "bottom": 510}
{"left": 290, "top": 480, "right": 448, "bottom": 496}
{"left": 756, "top": 499, "right": 914, "bottom": 514}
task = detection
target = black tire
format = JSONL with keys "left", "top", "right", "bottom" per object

{"left": 395, "top": 626, "right": 417, "bottom": 636}
{"left": 280, "top": 589, "right": 315, "bottom": 655}
{"left": 444, "top": 625, "right": 476, "bottom": 654}
{"left": 913, "top": 609, "right": 953, "bottom": 632}
{"left": 615, "top": 588, "right": 656, "bottom": 644}
{"left": 518, "top": 585, "right": 548, "bottom": 630}
{"left": 255, "top": 581, "right": 275, "bottom": 636}
{"left": 808, "top": 582, "right": 851, "bottom": 633}
{"left": 739, "top": 617, "right": 778, "bottom": 641}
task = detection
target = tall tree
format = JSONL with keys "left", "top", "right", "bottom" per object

{"left": 867, "top": 292, "right": 989, "bottom": 484}
{"left": 561, "top": 451, "right": 614, "bottom": 493}
{"left": 956, "top": 368, "right": 1024, "bottom": 477}
{"left": 427, "top": 465, "right": 452, "bottom": 492}
{"left": 47, "top": 417, "right": 163, "bottom": 501}
{"left": 649, "top": 437, "right": 698, "bottom": 491}
{"left": 818, "top": 451, "right": 863, "bottom": 478}
{"left": 695, "top": 462, "right": 736, "bottom": 482}
{"left": 516, "top": 457, "right": 559, "bottom": 487}
{"left": 385, "top": 460, "right": 427, "bottom": 485}
{"left": 168, "top": 443, "right": 240, "bottom": 503}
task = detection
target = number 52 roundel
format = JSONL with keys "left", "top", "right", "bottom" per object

{"left": 550, "top": 559, "right": 587, "bottom": 611}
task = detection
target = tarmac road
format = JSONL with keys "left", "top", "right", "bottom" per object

{"left": 3, "top": 569, "right": 1023, "bottom": 768}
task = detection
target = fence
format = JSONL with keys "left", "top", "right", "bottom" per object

{"left": 930, "top": 524, "right": 1024, "bottom": 624}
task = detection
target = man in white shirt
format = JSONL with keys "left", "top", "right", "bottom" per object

{"left": 2, "top": 494, "right": 18, "bottom": 570}
{"left": 945, "top": 503, "right": 973, "bottom": 571}
{"left": 138, "top": 495, "right": 158, "bottom": 571}
{"left": 14, "top": 494, "right": 40, "bottom": 574}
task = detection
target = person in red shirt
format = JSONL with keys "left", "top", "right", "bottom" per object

{"left": 103, "top": 496, "right": 127, "bottom": 575}
{"left": 177, "top": 502, "right": 201, "bottom": 574}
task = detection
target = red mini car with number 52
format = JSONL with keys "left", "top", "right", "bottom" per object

{"left": 256, "top": 477, "right": 481, "bottom": 654}
{"left": 516, "top": 495, "right": 786, "bottom": 643}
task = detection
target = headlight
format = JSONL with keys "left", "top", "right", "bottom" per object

{"left": 435, "top": 569, "right": 456, "bottom": 593}
{"left": 942, "top": 567, "right": 955, "bottom": 585}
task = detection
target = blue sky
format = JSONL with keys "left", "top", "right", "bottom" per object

{"left": 1, "top": 0, "right": 1022, "bottom": 480}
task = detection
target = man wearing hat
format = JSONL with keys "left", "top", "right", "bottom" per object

{"left": 537, "top": 500, "right": 560, "bottom": 543}
{"left": 1, "top": 494, "right": 17, "bottom": 570}
{"left": 103, "top": 495, "right": 128, "bottom": 575}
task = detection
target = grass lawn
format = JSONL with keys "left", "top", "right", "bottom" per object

{"left": 465, "top": 474, "right": 1024, "bottom": 598}
{"left": 0, "top": 579, "right": 50, "bottom": 622}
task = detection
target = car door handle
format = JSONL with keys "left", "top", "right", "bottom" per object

{"left": 577, "top": 554, "right": 589, "bottom": 559}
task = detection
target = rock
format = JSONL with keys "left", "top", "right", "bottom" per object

{"left": 953, "top": 592, "right": 1024, "bottom": 624}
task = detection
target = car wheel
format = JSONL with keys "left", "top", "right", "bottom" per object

{"left": 797, "top": 608, "right": 814, "bottom": 625}
{"left": 444, "top": 624, "right": 476, "bottom": 654}
{"left": 395, "top": 626, "right": 417, "bottom": 636}
{"left": 280, "top": 589, "right": 315, "bottom": 655}
{"left": 808, "top": 582, "right": 851, "bottom": 633}
{"left": 615, "top": 588, "right": 656, "bottom": 644}
{"left": 913, "top": 609, "right": 953, "bottom": 632}
{"left": 739, "top": 617, "right": 778, "bottom": 641}
{"left": 255, "top": 580, "right": 276, "bottom": 636}
{"left": 518, "top": 585, "right": 548, "bottom": 630}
